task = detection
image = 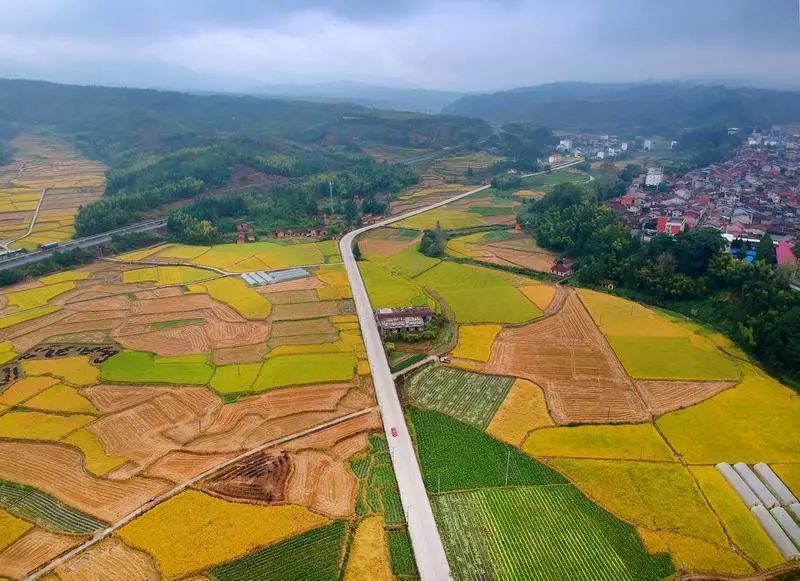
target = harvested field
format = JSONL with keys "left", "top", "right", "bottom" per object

{"left": 284, "top": 451, "right": 357, "bottom": 518}
{"left": 485, "top": 292, "right": 649, "bottom": 424}
{"left": 265, "top": 289, "right": 319, "bottom": 305}
{"left": 88, "top": 387, "right": 221, "bottom": 466}
{"left": 486, "top": 379, "right": 554, "bottom": 446}
{"left": 212, "top": 343, "right": 268, "bottom": 365}
{"left": 0, "top": 528, "right": 81, "bottom": 580}
{"left": 54, "top": 537, "right": 161, "bottom": 581}
{"left": 360, "top": 229, "right": 419, "bottom": 258}
{"left": 200, "top": 451, "right": 290, "bottom": 504}
{"left": 270, "top": 301, "right": 341, "bottom": 321}
{"left": 0, "top": 441, "right": 170, "bottom": 522}
{"left": 282, "top": 410, "right": 381, "bottom": 453}
{"left": 143, "top": 451, "right": 236, "bottom": 483}
{"left": 257, "top": 277, "right": 325, "bottom": 293}
{"left": 271, "top": 318, "right": 337, "bottom": 337}
{"left": 635, "top": 379, "right": 737, "bottom": 415}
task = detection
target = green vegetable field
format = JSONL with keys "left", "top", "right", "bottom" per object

{"left": 432, "top": 487, "right": 673, "bottom": 580}
{"left": 407, "top": 365, "right": 513, "bottom": 429}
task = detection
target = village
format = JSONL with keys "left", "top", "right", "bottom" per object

{"left": 605, "top": 127, "right": 800, "bottom": 266}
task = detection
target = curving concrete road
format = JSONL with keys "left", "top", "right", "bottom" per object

{"left": 340, "top": 160, "right": 583, "bottom": 581}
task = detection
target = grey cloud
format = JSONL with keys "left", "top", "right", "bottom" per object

{"left": 0, "top": 0, "right": 798, "bottom": 92}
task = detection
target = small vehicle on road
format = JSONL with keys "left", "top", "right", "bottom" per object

{"left": 40, "top": 241, "right": 59, "bottom": 251}
{"left": 391, "top": 427, "right": 398, "bottom": 437}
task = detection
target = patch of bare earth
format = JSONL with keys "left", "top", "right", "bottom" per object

{"left": 198, "top": 450, "right": 290, "bottom": 504}
{"left": 142, "top": 451, "right": 236, "bottom": 483}
{"left": 485, "top": 291, "right": 648, "bottom": 424}
{"left": 635, "top": 380, "right": 737, "bottom": 415}
{"left": 284, "top": 451, "right": 357, "bottom": 518}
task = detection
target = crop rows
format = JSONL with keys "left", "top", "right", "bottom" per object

{"left": 407, "top": 366, "right": 513, "bottom": 429}
{"left": 0, "top": 479, "right": 106, "bottom": 535}
{"left": 432, "top": 486, "right": 673, "bottom": 581}
{"left": 381, "top": 489, "right": 405, "bottom": 526}
{"left": 387, "top": 528, "right": 418, "bottom": 578}
{"left": 210, "top": 521, "right": 348, "bottom": 581}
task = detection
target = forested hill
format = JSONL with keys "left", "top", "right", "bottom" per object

{"left": 443, "top": 82, "right": 800, "bottom": 134}
{"left": 0, "top": 78, "right": 489, "bottom": 166}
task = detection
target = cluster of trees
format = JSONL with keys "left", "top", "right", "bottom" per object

{"left": 418, "top": 223, "right": 448, "bottom": 257}
{"left": 75, "top": 177, "right": 203, "bottom": 236}
{"left": 522, "top": 183, "right": 800, "bottom": 380}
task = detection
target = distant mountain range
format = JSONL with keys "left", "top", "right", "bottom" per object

{"left": 251, "top": 81, "right": 463, "bottom": 114}
{"left": 443, "top": 82, "right": 800, "bottom": 135}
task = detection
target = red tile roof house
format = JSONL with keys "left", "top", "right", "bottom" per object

{"left": 777, "top": 241, "right": 798, "bottom": 267}
{"left": 656, "top": 217, "right": 686, "bottom": 236}
{"left": 550, "top": 257, "right": 574, "bottom": 278}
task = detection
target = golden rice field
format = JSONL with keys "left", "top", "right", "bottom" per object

{"left": 0, "top": 134, "right": 105, "bottom": 250}
{"left": 450, "top": 324, "right": 501, "bottom": 362}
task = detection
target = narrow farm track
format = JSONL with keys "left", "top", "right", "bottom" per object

{"left": 0, "top": 187, "right": 47, "bottom": 250}
{"left": 24, "top": 407, "right": 376, "bottom": 581}
{"left": 341, "top": 160, "right": 582, "bottom": 581}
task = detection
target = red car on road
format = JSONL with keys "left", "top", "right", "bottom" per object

{"left": 390, "top": 427, "right": 398, "bottom": 437}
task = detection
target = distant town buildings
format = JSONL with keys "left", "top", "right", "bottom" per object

{"left": 605, "top": 127, "right": 800, "bottom": 247}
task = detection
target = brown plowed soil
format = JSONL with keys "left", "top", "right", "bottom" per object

{"left": 143, "top": 451, "right": 236, "bottom": 483}
{"left": 242, "top": 410, "right": 348, "bottom": 449}
{"left": 0, "top": 528, "right": 82, "bottom": 579}
{"left": 187, "top": 415, "right": 265, "bottom": 454}
{"left": 338, "top": 380, "right": 376, "bottom": 410}
{"left": 89, "top": 388, "right": 222, "bottom": 467}
{"left": 486, "top": 292, "right": 649, "bottom": 424}
{"left": 0, "top": 441, "right": 170, "bottom": 521}
{"left": 54, "top": 537, "right": 161, "bottom": 581}
{"left": 133, "top": 287, "right": 185, "bottom": 300}
{"left": 270, "top": 301, "right": 340, "bottom": 321}
{"left": 212, "top": 343, "right": 268, "bottom": 365}
{"left": 635, "top": 380, "right": 737, "bottom": 415}
{"left": 256, "top": 278, "right": 325, "bottom": 294}
{"left": 199, "top": 451, "right": 291, "bottom": 504}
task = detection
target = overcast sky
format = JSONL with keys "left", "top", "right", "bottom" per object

{"left": 1, "top": 0, "right": 799, "bottom": 93}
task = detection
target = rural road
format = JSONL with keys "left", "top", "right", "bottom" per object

{"left": 0, "top": 187, "right": 47, "bottom": 251}
{"left": 25, "top": 407, "right": 376, "bottom": 581}
{"left": 340, "top": 159, "right": 583, "bottom": 581}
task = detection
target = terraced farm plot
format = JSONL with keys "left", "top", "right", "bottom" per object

{"left": 521, "top": 169, "right": 589, "bottom": 191}
{"left": 151, "top": 240, "right": 331, "bottom": 271}
{"left": 359, "top": 262, "right": 430, "bottom": 308}
{"left": 524, "top": 423, "right": 676, "bottom": 461}
{"left": 656, "top": 364, "right": 800, "bottom": 463}
{"left": 579, "top": 290, "right": 739, "bottom": 381}
{"left": 0, "top": 410, "right": 94, "bottom": 440}
{"left": 344, "top": 515, "right": 393, "bottom": 581}
{"left": 0, "top": 509, "right": 31, "bottom": 552}
{"left": 100, "top": 350, "right": 214, "bottom": 384}
{"left": 550, "top": 459, "right": 728, "bottom": 545}
{"left": 487, "top": 379, "right": 554, "bottom": 446}
{"left": 200, "top": 277, "right": 271, "bottom": 319}
{"left": 406, "top": 365, "right": 513, "bottom": 429}
{"left": 432, "top": 486, "right": 673, "bottom": 581}
{"left": 409, "top": 409, "right": 565, "bottom": 492}
{"left": 211, "top": 521, "right": 348, "bottom": 581}
{"left": 416, "top": 262, "right": 541, "bottom": 324}
{"left": 447, "top": 230, "right": 557, "bottom": 273}
{"left": 0, "top": 480, "right": 106, "bottom": 535}
{"left": 253, "top": 353, "right": 355, "bottom": 390}
{"left": 117, "top": 490, "right": 328, "bottom": 578}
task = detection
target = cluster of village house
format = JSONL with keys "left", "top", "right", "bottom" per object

{"left": 550, "top": 134, "right": 668, "bottom": 165}
{"left": 604, "top": 127, "right": 799, "bottom": 267}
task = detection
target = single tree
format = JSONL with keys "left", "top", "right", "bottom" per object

{"left": 756, "top": 233, "right": 776, "bottom": 264}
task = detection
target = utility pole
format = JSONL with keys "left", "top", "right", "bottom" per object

{"left": 505, "top": 450, "right": 511, "bottom": 486}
